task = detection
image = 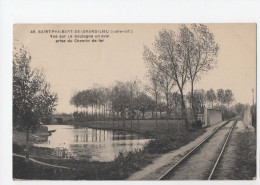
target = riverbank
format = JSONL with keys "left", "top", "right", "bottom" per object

{"left": 69, "top": 119, "right": 186, "bottom": 138}
{"left": 13, "top": 121, "right": 205, "bottom": 180}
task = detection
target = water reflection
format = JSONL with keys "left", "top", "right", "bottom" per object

{"left": 35, "top": 125, "right": 149, "bottom": 162}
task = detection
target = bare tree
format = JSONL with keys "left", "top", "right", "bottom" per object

{"left": 143, "top": 29, "right": 189, "bottom": 129}
{"left": 179, "top": 24, "right": 219, "bottom": 120}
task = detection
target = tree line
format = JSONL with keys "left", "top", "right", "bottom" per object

{"left": 70, "top": 81, "right": 237, "bottom": 124}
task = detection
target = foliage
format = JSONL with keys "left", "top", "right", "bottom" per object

{"left": 144, "top": 129, "right": 205, "bottom": 154}
{"left": 217, "top": 89, "right": 225, "bottom": 105}
{"left": 224, "top": 89, "right": 234, "bottom": 108}
{"left": 206, "top": 89, "right": 216, "bottom": 108}
{"left": 13, "top": 42, "right": 58, "bottom": 130}
{"left": 234, "top": 103, "right": 249, "bottom": 115}
{"left": 186, "top": 89, "right": 206, "bottom": 115}
{"left": 169, "top": 92, "right": 182, "bottom": 117}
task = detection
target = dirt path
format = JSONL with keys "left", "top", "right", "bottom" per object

{"left": 127, "top": 121, "right": 227, "bottom": 180}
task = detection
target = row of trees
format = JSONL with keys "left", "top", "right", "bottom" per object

{"left": 70, "top": 81, "right": 236, "bottom": 123}
{"left": 70, "top": 80, "right": 183, "bottom": 126}
{"left": 186, "top": 88, "right": 234, "bottom": 110}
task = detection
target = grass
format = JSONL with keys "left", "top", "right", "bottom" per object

{"left": 13, "top": 149, "right": 154, "bottom": 180}
{"left": 144, "top": 129, "right": 205, "bottom": 154}
{"left": 233, "top": 129, "right": 256, "bottom": 180}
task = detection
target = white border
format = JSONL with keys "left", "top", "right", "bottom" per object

{"left": 0, "top": 0, "right": 259, "bottom": 185}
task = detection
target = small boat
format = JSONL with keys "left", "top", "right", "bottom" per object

{"left": 48, "top": 129, "right": 56, "bottom": 135}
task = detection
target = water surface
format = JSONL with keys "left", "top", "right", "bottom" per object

{"left": 35, "top": 125, "right": 149, "bottom": 162}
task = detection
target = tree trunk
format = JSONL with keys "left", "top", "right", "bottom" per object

{"left": 155, "top": 96, "right": 158, "bottom": 128}
{"left": 123, "top": 110, "right": 125, "bottom": 127}
{"left": 92, "top": 104, "right": 94, "bottom": 119}
{"left": 180, "top": 89, "right": 189, "bottom": 130}
{"left": 95, "top": 104, "right": 98, "bottom": 124}
{"left": 190, "top": 81, "right": 196, "bottom": 122}
{"left": 117, "top": 112, "right": 120, "bottom": 127}
{"left": 137, "top": 110, "right": 140, "bottom": 127}
{"left": 25, "top": 127, "right": 29, "bottom": 161}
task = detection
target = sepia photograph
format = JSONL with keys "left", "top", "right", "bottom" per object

{"left": 12, "top": 23, "right": 256, "bottom": 180}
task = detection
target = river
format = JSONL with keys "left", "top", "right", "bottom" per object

{"left": 34, "top": 125, "right": 150, "bottom": 162}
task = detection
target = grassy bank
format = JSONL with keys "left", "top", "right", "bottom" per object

{"left": 233, "top": 128, "right": 256, "bottom": 179}
{"left": 70, "top": 119, "right": 186, "bottom": 138}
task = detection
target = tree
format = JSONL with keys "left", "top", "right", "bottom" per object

{"left": 136, "top": 93, "right": 153, "bottom": 119}
{"left": 234, "top": 103, "right": 248, "bottom": 115}
{"left": 13, "top": 42, "right": 58, "bottom": 160}
{"left": 111, "top": 81, "right": 131, "bottom": 126}
{"left": 157, "top": 102, "right": 166, "bottom": 118}
{"left": 217, "top": 89, "right": 225, "bottom": 108}
{"left": 206, "top": 89, "right": 216, "bottom": 108}
{"left": 224, "top": 89, "right": 234, "bottom": 110}
{"left": 169, "top": 92, "right": 182, "bottom": 117}
{"left": 143, "top": 28, "right": 190, "bottom": 129}
{"left": 179, "top": 24, "right": 219, "bottom": 120}
{"left": 186, "top": 89, "right": 206, "bottom": 116}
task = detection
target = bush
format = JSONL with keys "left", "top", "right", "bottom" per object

{"left": 191, "top": 120, "right": 202, "bottom": 129}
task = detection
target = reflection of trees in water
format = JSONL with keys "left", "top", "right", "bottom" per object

{"left": 72, "top": 128, "right": 143, "bottom": 143}
{"left": 74, "top": 134, "right": 88, "bottom": 142}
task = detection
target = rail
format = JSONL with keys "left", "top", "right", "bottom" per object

{"left": 158, "top": 120, "right": 234, "bottom": 180}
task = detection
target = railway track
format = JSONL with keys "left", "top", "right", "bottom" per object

{"left": 158, "top": 120, "right": 237, "bottom": 180}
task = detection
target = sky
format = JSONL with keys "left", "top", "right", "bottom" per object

{"left": 13, "top": 24, "right": 256, "bottom": 113}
